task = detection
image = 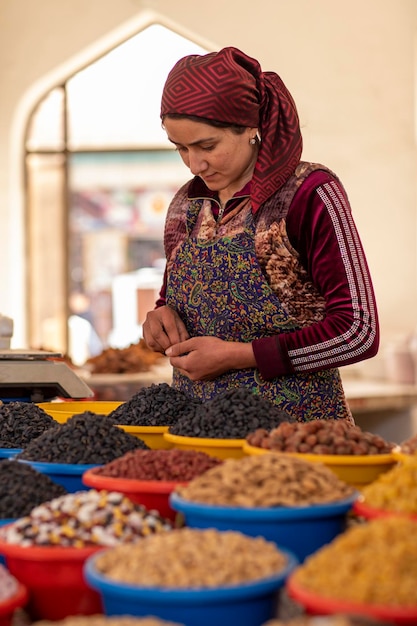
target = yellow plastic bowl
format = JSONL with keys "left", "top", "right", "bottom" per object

{"left": 116, "top": 425, "right": 171, "bottom": 450}
{"left": 392, "top": 449, "right": 417, "bottom": 464}
{"left": 242, "top": 442, "right": 397, "bottom": 488}
{"left": 38, "top": 403, "right": 170, "bottom": 449}
{"left": 163, "top": 432, "right": 245, "bottom": 460}
{"left": 37, "top": 401, "right": 122, "bottom": 423}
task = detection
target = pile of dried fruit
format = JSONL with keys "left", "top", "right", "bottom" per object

{"left": 0, "top": 564, "right": 20, "bottom": 601}
{"left": 398, "top": 432, "right": 417, "bottom": 455}
{"left": 92, "top": 448, "right": 222, "bottom": 482}
{"left": 33, "top": 618, "right": 183, "bottom": 626}
{"left": 0, "top": 490, "right": 172, "bottom": 547}
{"left": 93, "top": 527, "right": 288, "bottom": 588}
{"left": 359, "top": 455, "right": 417, "bottom": 514}
{"left": 0, "top": 459, "right": 66, "bottom": 519}
{"left": 175, "top": 453, "right": 354, "bottom": 507}
{"left": 109, "top": 383, "right": 200, "bottom": 427}
{"left": 0, "top": 401, "right": 58, "bottom": 449}
{"left": 247, "top": 419, "right": 395, "bottom": 455}
{"left": 168, "top": 387, "right": 294, "bottom": 439}
{"left": 291, "top": 516, "right": 417, "bottom": 606}
{"left": 16, "top": 411, "right": 149, "bottom": 464}
{"left": 86, "top": 339, "right": 165, "bottom": 374}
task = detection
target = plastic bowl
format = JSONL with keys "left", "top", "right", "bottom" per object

{"left": 84, "top": 547, "right": 298, "bottom": 626}
{"left": 82, "top": 468, "right": 185, "bottom": 521}
{"left": 37, "top": 401, "right": 122, "bottom": 423}
{"left": 0, "top": 521, "right": 16, "bottom": 566}
{"left": 38, "top": 402, "right": 171, "bottom": 449}
{"left": 163, "top": 433, "right": 245, "bottom": 460}
{"left": 17, "top": 460, "right": 99, "bottom": 492}
{"left": 392, "top": 449, "right": 417, "bottom": 464}
{"left": 286, "top": 573, "right": 417, "bottom": 625}
{"left": 353, "top": 498, "right": 417, "bottom": 521}
{"left": 0, "top": 583, "right": 28, "bottom": 626}
{"left": 0, "top": 537, "right": 103, "bottom": 621}
{"left": 169, "top": 491, "right": 357, "bottom": 563}
{"left": 116, "top": 425, "right": 171, "bottom": 449}
{"left": 242, "top": 442, "right": 397, "bottom": 488}
{"left": 0, "top": 449, "right": 21, "bottom": 459}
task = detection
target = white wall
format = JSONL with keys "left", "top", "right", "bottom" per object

{"left": 0, "top": 0, "right": 416, "bottom": 376}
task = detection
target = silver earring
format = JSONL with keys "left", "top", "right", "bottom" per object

{"left": 249, "top": 137, "right": 256, "bottom": 145}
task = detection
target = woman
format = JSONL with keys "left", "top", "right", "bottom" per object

{"left": 142, "top": 46, "right": 379, "bottom": 422}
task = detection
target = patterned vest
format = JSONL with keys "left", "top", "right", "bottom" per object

{"left": 164, "top": 162, "right": 352, "bottom": 422}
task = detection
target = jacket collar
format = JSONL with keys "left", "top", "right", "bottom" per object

{"left": 188, "top": 176, "right": 251, "bottom": 203}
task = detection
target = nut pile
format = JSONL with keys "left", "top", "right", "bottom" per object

{"left": 291, "top": 516, "right": 417, "bottom": 606}
{"left": 0, "top": 490, "right": 172, "bottom": 547}
{"left": 359, "top": 455, "right": 417, "bottom": 514}
{"left": 92, "top": 448, "right": 222, "bottom": 482}
{"left": 0, "top": 564, "right": 19, "bottom": 601}
{"left": 93, "top": 527, "right": 288, "bottom": 588}
{"left": 398, "top": 432, "right": 417, "bottom": 454}
{"left": 16, "top": 411, "right": 149, "bottom": 464}
{"left": 247, "top": 419, "right": 395, "bottom": 455}
{"left": 0, "top": 459, "right": 67, "bottom": 519}
{"left": 168, "top": 387, "right": 294, "bottom": 439}
{"left": 0, "top": 401, "right": 58, "bottom": 449}
{"left": 109, "top": 383, "right": 201, "bottom": 427}
{"left": 175, "top": 453, "right": 354, "bottom": 506}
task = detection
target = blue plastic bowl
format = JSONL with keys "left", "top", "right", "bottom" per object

{"left": 0, "top": 448, "right": 22, "bottom": 459}
{"left": 0, "top": 518, "right": 16, "bottom": 565}
{"left": 16, "top": 460, "right": 99, "bottom": 492}
{"left": 84, "top": 547, "right": 298, "bottom": 626}
{"left": 170, "top": 492, "right": 358, "bottom": 563}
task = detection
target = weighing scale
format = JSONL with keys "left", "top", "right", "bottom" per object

{"left": 0, "top": 350, "right": 94, "bottom": 402}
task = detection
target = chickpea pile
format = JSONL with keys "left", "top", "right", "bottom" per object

{"left": 291, "top": 517, "right": 417, "bottom": 606}
{"left": 247, "top": 419, "right": 395, "bottom": 455}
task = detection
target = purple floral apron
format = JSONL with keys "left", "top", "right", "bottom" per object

{"left": 166, "top": 199, "right": 351, "bottom": 422}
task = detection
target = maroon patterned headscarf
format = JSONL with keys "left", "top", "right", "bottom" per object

{"left": 160, "top": 47, "right": 303, "bottom": 213}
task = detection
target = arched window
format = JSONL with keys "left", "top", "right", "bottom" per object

{"left": 24, "top": 24, "right": 208, "bottom": 363}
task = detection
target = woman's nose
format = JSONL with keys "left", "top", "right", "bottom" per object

{"left": 188, "top": 152, "right": 207, "bottom": 176}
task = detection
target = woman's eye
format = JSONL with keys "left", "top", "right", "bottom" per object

{"left": 202, "top": 145, "right": 215, "bottom": 152}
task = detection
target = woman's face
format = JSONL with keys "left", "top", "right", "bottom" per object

{"left": 163, "top": 117, "right": 258, "bottom": 201}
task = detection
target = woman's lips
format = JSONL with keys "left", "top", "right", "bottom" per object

{"left": 202, "top": 173, "right": 218, "bottom": 182}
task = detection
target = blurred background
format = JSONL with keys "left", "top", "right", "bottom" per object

{"left": 0, "top": 0, "right": 416, "bottom": 383}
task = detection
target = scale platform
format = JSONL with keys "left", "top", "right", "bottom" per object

{"left": 0, "top": 350, "right": 94, "bottom": 402}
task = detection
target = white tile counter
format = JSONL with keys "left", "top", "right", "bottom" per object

{"left": 343, "top": 378, "right": 417, "bottom": 414}
{"left": 342, "top": 375, "right": 417, "bottom": 443}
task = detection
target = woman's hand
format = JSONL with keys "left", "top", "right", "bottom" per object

{"left": 142, "top": 306, "right": 190, "bottom": 353}
{"left": 165, "top": 336, "right": 256, "bottom": 380}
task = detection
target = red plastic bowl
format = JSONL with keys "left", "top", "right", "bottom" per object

{"left": 0, "top": 535, "right": 104, "bottom": 621}
{"left": 287, "top": 574, "right": 417, "bottom": 625}
{"left": 82, "top": 468, "right": 186, "bottom": 521}
{"left": 353, "top": 499, "right": 417, "bottom": 521}
{"left": 0, "top": 584, "right": 28, "bottom": 626}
